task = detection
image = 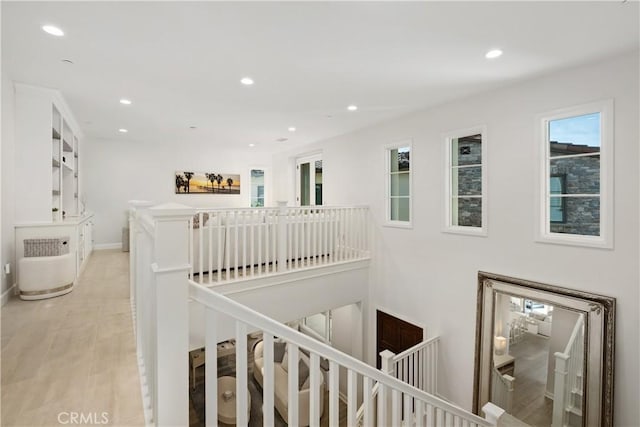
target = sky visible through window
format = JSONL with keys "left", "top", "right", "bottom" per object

{"left": 549, "top": 112, "right": 600, "bottom": 148}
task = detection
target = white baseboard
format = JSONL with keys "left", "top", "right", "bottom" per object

{"left": 94, "top": 242, "right": 123, "bottom": 250}
{"left": 1, "top": 283, "right": 16, "bottom": 306}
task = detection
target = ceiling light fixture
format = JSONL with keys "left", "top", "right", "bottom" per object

{"left": 61, "top": 59, "right": 74, "bottom": 64}
{"left": 42, "top": 25, "right": 64, "bottom": 37}
{"left": 347, "top": 105, "right": 358, "bottom": 111}
{"left": 119, "top": 128, "right": 128, "bottom": 133}
{"left": 276, "top": 138, "right": 288, "bottom": 143}
{"left": 485, "top": 49, "right": 503, "bottom": 59}
{"left": 240, "top": 77, "right": 254, "bottom": 85}
{"left": 249, "top": 143, "right": 255, "bottom": 147}
{"left": 119, "top": 99, "right": 132, "bottom": 105}
{"left": 288, "top": 127, "right": 296, "bottom": 132}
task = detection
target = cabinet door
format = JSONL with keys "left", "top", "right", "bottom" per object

{"left": 85, "top": 221, "right": 93, "bottom": 256}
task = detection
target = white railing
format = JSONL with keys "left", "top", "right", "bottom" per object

{"left": 385, "top": 337, "right": 440, "bottom": 395}
{"left": 190, "top": 204, "right": 370, "bottom": 285}
{"left": 129, "top": 201, "right": 499, "bottom": 426}
{"left": 552, "top": 314, "right": 585, "bottom": 427}
{"left": 190, "top": 281, "right": 496, "bottom": 427}
{"left": 490, "top": 366, "right": 514, "bottom": 414}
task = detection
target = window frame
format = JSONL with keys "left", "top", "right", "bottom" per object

{"left": 536, "top": 99, "right": 614, "bottom": 248}
{"left": 384, "top": 140, "right": 413, "bottom": 228}
{"left": 249, "top": 167, "right": 268, "bottom": 207}
{"left": 443, "top": 126, "right": 488, "bottom": 236}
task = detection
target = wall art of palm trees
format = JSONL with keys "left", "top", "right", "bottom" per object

{"left": 174, "top": 171, "right": 241, "bottom": 194}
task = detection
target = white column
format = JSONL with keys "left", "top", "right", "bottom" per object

{"left": 149, "top": 203, "right": 194, "bottom": 427}
{"left": 276, "top": 201, "right": 288, "bottom": 272}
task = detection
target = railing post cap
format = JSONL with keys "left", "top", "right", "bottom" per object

{"left": 379, "top": 349, "right": 395, "bottom": 359}
{"left": 129, "top": 200, "right": 155, "bottom": 208}
{"left": 148, "top": 203, "right": 196, "bottom": 218}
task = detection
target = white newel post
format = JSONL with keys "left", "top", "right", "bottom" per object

{"left": 129, "top": 200, "right": 154, "bottom": 311}
{"left": 379, "top": 350, "right": 395, "bottom": 427}
{"left": 276, "top": 201, "right": 288, "bottom": 272}
{"left": 552, "top": 352, "right": 569, "bottom": 427}
{"left": 149, "top": 203, "right": 194, "bottom": 426}
{"left": 482, "top": 402, "right": 505, "bottom": 426}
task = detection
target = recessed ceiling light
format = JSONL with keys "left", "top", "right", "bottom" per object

{"left": 240, "top": 77, "right": 254, "bottom": 85}
{"left": 288, "top": 127, "right": 296, "bottom": 132}
{"left": 119, "top": 99, "right": 132, "bottom": 105}
{"left": 42, "top": 25, "right": 64, "bottom": 37}
{"left": 189, "top": 126, "right": 197, "bottom": 129}
{"left": 485, "top": 49, "right": 503, "bottom": 59}
{"left": 119, "top": 128, "right": 128, "bottom": 133}
{"left": 276, "top": 138, "right": 288, "bottom": 143}
{"left": 248, "top": 143, "right": 255, "bottom": 147}
{"left": 347, "top": 105, "right": 358, "bottom": 111}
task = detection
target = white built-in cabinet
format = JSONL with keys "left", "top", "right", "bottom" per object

{"left": 14, "top": 83, "right": 93, "bottom": 294}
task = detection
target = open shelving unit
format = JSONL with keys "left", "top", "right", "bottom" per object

{"left": 51, "top": 105, "right": 81, "bottom": 221}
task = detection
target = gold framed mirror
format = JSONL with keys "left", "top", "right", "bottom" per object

{"left": 473, "top": 272, "right": 615, "bottom": 426}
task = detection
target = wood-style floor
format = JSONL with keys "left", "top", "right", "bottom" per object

{"left": 509, "top": 333, "right": 553, "bottom": 426}
{"left": 1, "top": 250, "right": 145, "bottom": 426}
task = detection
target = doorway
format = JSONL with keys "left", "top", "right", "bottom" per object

{"left": 296, "top": 154, "right": 323, "bottom": 206}
{"left": 376, "top": 310, "right": 423, "bottom": 368}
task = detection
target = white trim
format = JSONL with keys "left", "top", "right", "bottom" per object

{"left": 1, "top": 284, "right": 16, "bottom": 306}
{"left": 535, "top": 99, "right": 614, "bottom": 249}
{"left": 384, "top": 140, "right": 413, "bottom": 228}
{"left": 443, "top": 125, "right": 487, "bottom": 236}
{"left": 94, "top": 242, "right": 122, "bottom": 250}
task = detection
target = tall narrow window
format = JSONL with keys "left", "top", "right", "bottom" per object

{"left": 539, "top": 100, "right": 613, "bottom": 247}
{"left": 250, "top": 169, "right": 265, "bottom": 207}
{"left": 445, "top": 128, "right": 486, "bottom": 235}
{"left": 386, "top": 141, "right": 412, "bottom": 226}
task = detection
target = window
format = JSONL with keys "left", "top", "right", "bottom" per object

{"left": 250, "top": 169, "right": 265, "bottom": 207}
{"left": 538, "top": 100, "right": 613, "bottom": 247}
{"left": 444, "top": 127, "right": 487, "bottom": 235}
{"left": 386, "top": 141, "right": 412, "bottom": 226}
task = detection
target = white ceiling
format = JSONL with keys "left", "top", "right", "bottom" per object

{"left": 2, "top": 1, "right": 638, "bottom": 151}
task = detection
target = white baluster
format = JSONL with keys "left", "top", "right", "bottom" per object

{"left": 235, "top": 322, "right": 248, "bottom": 426}
{"left": 363, "top": 377, "right": 373, "bottom": 427}
{"left": 205, "top": 307, "right": 218, "bottom": 427}
{"left": 263, "top": 333, "right": 275, "bottom": 426}
{"left": 198, "top": 212, "right": 204, "bottom": 283}
{"left": 347, "top": 369, "right": 358, "bottom": 426}
{"left": 288, "top": 344, "right": 300, "bottom": 427}
{"left": 329, "top": 360, "right": 340, "bottom": 426}
{"left": 309, "top": 353, "right": 320, "bottom": 427}
{"left": 277, "top": 201, "right": 287, "bottom": 273}
{"left": 391, "top": 389, "right": 401, "bottom": 426}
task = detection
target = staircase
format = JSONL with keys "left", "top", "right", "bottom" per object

{"left": 129, "top": 202, "right": 507, "bottom": 426}
{"left": 552, "top": 315, "right": 585, "bottom": 427}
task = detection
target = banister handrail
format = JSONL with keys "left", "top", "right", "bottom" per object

{"left": 189, "top": 280, "right": 492, "bottom": 426}
{"left": 194, "top": 205, "right": 370, "bottom": 213}
{"left": 391, "top": 336, "right": 440, "bottom": 362}
{"left": 562, "top": 314, "right": 584, "bottom": 356}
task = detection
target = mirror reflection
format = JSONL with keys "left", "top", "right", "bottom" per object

{"left": 490, "top": 293, "right": 585, "bottom": 426}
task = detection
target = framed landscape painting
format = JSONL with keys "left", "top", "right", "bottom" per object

{"left": 175, "top": 171, "right": 240, "bottom": 194}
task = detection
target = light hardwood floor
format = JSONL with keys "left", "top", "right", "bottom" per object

{"left": 1, "top": 250, "right": 145, "bottom": 426}
{"left": 509, "top": 333, "right": 553, "bottom": 426}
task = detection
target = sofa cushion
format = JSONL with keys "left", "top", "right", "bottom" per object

{"left": 274, "top": 342, "right": 287, "bottom": 363}
{"left": 280, "top": 352, "right": 310, "bottom": 390}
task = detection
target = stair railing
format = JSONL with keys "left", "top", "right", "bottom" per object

{"left": 190, "top": 281, "right": 499, "bottom": 427}
{"left": 490, "top": 365, "right": 515, "bottom": 413}
{"left": 552, "top": 314, "right": 585, "bottom": 427}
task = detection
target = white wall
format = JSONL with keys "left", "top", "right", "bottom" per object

{"left": 272, "top": 52, "right": 639, "bottom": 424}
{"left": 1, "top": 73, "right": 16, "bottom": 300}
{"left": 83, "top": 139, "right": 273, "bottom": 246}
